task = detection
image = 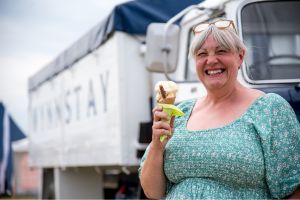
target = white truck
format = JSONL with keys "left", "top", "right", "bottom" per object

{"left": 28, "top": 0, "right": 300, "bottom": 199}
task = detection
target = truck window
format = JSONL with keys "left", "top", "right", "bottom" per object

{"left": 241, "top": 1, "right": 300, "bottom": 82}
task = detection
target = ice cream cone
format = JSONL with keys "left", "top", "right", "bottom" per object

{"left": 154, "top": 81, "right": 184, "bottom": 142}
{"left": 158, "top": 96, "right": 176, "bottom": 104}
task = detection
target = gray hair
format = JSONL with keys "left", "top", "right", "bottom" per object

{"left": 189, "top": 25, "right": 246, "bottom": 59}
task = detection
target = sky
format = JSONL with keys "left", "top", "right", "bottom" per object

{"left": 0, "top": 0, "right": 129, "bottom": 134}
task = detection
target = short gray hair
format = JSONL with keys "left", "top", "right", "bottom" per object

{"left": 189, "top": 25, "right": 246, "bottom": 59}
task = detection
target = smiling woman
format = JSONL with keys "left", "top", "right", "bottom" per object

{"left": 139, "top": 19, "right": 300, "bottom": 199}
{"left": 191, "top": 25, "right": 245, "bottom": 91}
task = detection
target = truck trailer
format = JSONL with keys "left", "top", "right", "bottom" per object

{"left": 28, "top": 0, "right": 300, "bottom": 199}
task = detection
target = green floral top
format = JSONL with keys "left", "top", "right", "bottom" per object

{"left": 140, "top": 93, "right": 300, "bottom": 199}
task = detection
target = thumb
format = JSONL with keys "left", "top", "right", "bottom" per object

{"left": 170, "top": 116, "right": 175, "bottom": 129}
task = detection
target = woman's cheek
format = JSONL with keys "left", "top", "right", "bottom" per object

{"left": 196, "top": 59, "right": 205, "bottom": 72}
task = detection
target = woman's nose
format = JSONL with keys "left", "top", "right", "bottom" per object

{"left": 206, "top": 54, "right": 218, "bottom": 65}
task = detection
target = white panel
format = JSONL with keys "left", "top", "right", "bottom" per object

{"left": 29, "top": 35, "right": 123, "bottom": 167}
{"left": 117, "top": 33, "right": 151, "bottom": 165}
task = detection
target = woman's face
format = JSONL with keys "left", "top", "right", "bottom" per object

{"left": 195, "top": 34, "right": 245, "bottom": 91}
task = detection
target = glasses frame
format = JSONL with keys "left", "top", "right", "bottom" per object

{"left": 192, "top": 19, "right": 237, "bottom": 35}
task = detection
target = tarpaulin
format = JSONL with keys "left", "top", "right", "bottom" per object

{"left": 0, "top": 103, "right": 26, "bottom": 196}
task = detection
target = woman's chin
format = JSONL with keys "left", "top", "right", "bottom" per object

{"left": 204, "top": 81, "right": 226, "bottom": 91}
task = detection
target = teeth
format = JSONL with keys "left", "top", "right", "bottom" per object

{"left": 207, "top": 69, "right": 222, "bottom": 75}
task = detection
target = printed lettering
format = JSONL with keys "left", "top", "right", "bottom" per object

{"left": 65, "top": 90, "right": 71, "bottom": 124}
{"left": 87, "top": 80, "right": 97, "bottom": 117}
{"left": 74, "top": 85, "right": 82, "bottom": 120}
{"left": 100, "top": 70, "right": 109, "bottom": 112}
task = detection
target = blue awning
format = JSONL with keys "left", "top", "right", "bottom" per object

{"left": 113, "top": 0, "right": 200, "bottom": 34}
{"left": 0, "top": 102, "right": 26, "bottom": 195}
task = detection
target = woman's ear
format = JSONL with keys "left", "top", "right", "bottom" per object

{"left": 237, "top": 49, "right": 246, "bottom": 67}
{"left": 238, "top": 49, "right": 246, "bottom": 61}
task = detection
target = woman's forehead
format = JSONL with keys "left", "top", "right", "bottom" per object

{"left": 200, "top": 36, "right": 221, "bottom": 49}
{"left": 201, "top": 33, "right": 233, "bottom": 51}
{"left": 199, "top": 45, "right": 223, "bottom": 51}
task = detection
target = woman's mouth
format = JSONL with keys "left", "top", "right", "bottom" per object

{"left": 205, "top": 69, "right": 226, "bottom": 76}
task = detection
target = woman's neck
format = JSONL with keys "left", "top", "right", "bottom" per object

{"left": 204, "top": 83, "right": 244, "bottom": 106}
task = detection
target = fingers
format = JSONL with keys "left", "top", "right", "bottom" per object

{"left": 152, "top": 128, "right": 170, "bottom": 138}
{"left": 152, "top": 105, "right": 162, "bottom": 113}
{"left": 152, "top": 119, "right": 172, "bottom": 138}
{"left": 153, "top": 120, "right": 171, "bottom": 132}
{"left": 151, "top": 124, "right": 171, "bottom": 145}
{"left": 152, "top": 106, "right": 174, "bottom": 145}
{"left": 153, "top": 106, "right": 169, "bottom": 122}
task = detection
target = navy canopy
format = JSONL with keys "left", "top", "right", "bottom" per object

{"left": 29, "top": 0, "right": 201, "bottom": 91}
{"left": 112, "top": 0, "right": 200, "bottom": 34}
{"left": 0, "top": 103, "right": 26, "bottom": 196}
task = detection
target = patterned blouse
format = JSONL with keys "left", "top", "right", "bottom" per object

{"left": 140, "top": 93, "right": 300, "bottom": 199}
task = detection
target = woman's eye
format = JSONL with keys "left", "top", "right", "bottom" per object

{"left": 217, "top": 49, "right": 227, "bottom": 54}
{"left": 197, "top": 52, "right": 207, "bottom": 57}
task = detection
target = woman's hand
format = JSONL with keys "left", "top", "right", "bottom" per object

{"left": 140, "top": 106, "right": 174, "bottom": 199}
{"left": 151, "top": 106, "right": 175, "bottom": 150}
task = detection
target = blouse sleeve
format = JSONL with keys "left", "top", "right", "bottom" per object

{"left": 255, "top": 94, "right": 300, "bottom": 198}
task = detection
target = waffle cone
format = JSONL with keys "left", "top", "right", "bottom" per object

{"left": 158, "top": 97, "right": 176, "bottom": 104}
